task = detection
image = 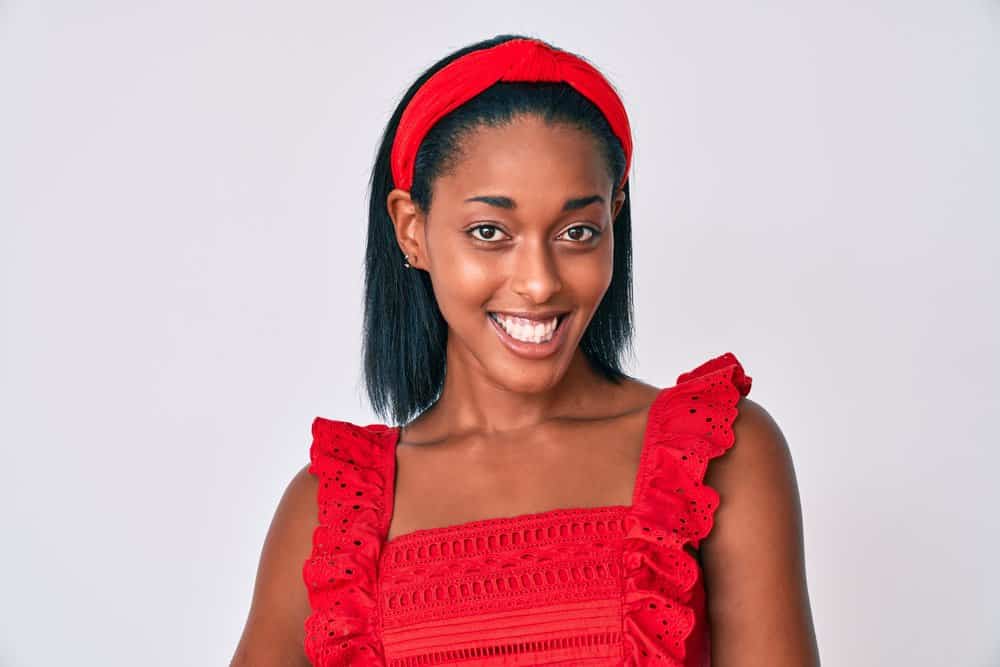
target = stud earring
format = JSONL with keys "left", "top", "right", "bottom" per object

{"left": 402, "top": 253, "right": 413, "bottom": 268}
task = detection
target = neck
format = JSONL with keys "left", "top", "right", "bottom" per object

{"left": 407, "top": 344, "right": 618, "bottom": 442}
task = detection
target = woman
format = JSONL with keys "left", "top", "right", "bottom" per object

{"left": 232, "top": 34, "right": 819, "bottom": 666}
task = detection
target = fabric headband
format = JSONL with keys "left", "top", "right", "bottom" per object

{"left": 390, "top": 38, "right": 633, "bottom": 192}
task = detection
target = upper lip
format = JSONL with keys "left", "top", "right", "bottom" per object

{"left": 488, "top": 309, "right": 571, "bottom": 321}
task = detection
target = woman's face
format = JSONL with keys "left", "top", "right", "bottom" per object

{"left": 389, "top": 114, "right": 626, "bottom": 394}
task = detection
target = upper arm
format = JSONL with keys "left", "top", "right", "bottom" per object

{"left": 231, "top": 463, "right": 318, "bottom": 667}
{"left": 700, "top": 396, "right": 821, "bottom": 666}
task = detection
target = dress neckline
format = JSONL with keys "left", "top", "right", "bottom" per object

{"left": 380, "top": 383, "right": 674, "bottom": 547}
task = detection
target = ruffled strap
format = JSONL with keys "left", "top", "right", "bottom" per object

{"left": 301, "top": 417, "right": 397, "bottom": 666}
{"left": 621, "top": 351, "right": 752, "bottom": 665}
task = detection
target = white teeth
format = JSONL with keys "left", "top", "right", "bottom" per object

{"left": 490, "top": 313, "right": 561, "bottom": 344}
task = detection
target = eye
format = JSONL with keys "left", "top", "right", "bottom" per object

{"left": 559, "top": 225, "right": 602, "bottom": 243}
{"left": 467, "top": 224, "right": 509, "bottom": 243}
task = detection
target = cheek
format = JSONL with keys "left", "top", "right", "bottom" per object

{"left": 562, "top": 250, "right": 614, "bottom": 305}
{"left": 426, "top": 251, "right": 500, "bottom": 322}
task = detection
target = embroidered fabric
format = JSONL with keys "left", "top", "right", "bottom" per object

{"left": 302, "top": 352, "right": 752, "bottom": 666}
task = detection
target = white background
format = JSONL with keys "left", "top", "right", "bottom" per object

{"left": 1, "top": 2, "right": 997, "bottom": 665}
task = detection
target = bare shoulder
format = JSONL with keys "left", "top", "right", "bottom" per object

{"left": 230, "top": 463, "right": 317, "bottom": 667}
{"left": 706, "top": 396, "right": 794, "bottom": 490}
{"left": 700, "top": 396, "right": 821, "bottom": 666}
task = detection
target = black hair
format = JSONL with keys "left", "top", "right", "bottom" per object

{"left": 362, "top": 34, "right": 635, "bottom": 425}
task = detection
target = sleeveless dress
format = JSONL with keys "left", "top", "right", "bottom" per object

{"left": 302, "top": 351, "right": 752, "bottom": 666}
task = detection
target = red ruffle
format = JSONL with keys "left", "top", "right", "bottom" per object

{"left": 300, "top": 352, "right": 751, "bottom": 666}
{"left": 621, "top": 352, "right": 752, "bottom": 665}
{"left": 301, "top": 418, "right": 395, "bottom": 666}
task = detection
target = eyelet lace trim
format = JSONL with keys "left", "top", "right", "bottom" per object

{"left": 301, "top": 418, "right": 395, "bottom": 666}
{"left": 301, "top": 351, "right": 752, "bottom": 667}
{"left": 621, "top": 351, "right": 752, "bottom": 665}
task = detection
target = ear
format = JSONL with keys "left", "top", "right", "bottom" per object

{"left": 386, "top": 188, "right": 427, "bottom": 270}
{"left": 611, "top": 186, "right": 627, "bottom": 221}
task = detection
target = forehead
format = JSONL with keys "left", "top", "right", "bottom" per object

{"left": 433, "top": 115, "right": 612, "bottom": 204}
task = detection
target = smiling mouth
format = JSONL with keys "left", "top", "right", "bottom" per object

{"left": 487, "top": 311, "right": 569, "bottom": 344}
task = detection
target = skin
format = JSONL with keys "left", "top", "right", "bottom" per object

{"left": 231, "top": 114, "right": 820, "bottom": 666}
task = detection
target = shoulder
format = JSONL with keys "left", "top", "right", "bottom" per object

{"left": 699, "top": 396, "right": 821, "bottom": 664}
{"left": 230, "top": 462, "right": 316, "bottom": 666}
{"left": 705, "top": 395, "right": 797, "bottom": 509}
{"left": 231, "top": 417, "right": 395, "bottom": 665}
{"left": 729, "top": 396, "right": 791, "bottom": 472}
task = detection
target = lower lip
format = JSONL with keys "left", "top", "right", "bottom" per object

{"left": 487, "top": 312, "right": 572, "bottom": 360}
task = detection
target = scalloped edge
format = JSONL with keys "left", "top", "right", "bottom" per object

{"left": 621, "top": 352, "right": 751, "bottom": 665}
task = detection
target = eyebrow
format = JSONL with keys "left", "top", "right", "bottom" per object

{"left": 464, "top": 194, "right": 605, "bottom": 212}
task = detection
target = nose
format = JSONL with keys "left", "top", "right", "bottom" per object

{"left": 510, "top": 237, "right": 563, "bottom": 304}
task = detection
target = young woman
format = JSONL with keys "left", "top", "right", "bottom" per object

{"left": 232, "top": 35, "right": 819, "bottom": 666}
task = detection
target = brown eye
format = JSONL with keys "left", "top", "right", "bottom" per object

{"left": 468, "top": 224, "right": 508, "bottom": 242}
{"left": 561, "top": 225, "right": 601, "bottom": 243}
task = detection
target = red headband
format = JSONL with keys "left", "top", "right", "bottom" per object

{"left": 390, "top": 38, "right": 633, "bottom": 192}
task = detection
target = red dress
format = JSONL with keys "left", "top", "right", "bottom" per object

{"left": 302, "top": 352, "right": 752, "bottom": 666}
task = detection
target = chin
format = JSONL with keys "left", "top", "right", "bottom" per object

{"left": 493, "top": 371, "right": 565, "bottom": 396}
{"left": 484, "top": 349, "right": 575, "bottom": 395}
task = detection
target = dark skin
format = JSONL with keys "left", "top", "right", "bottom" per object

{"left": 231, "top": 115, "right": 820, "bottom": 666}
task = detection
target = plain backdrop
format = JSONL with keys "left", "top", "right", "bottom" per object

{"left": 1, "top": 2, "right": 997, "bottom": 665}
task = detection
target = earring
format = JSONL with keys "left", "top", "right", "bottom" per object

{"left": 402, "top": 253, "right": 413, "bottom": 268}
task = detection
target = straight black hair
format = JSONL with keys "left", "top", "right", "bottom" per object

{"left": 362, "top": 34, "right": 636, "bottom": 425}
